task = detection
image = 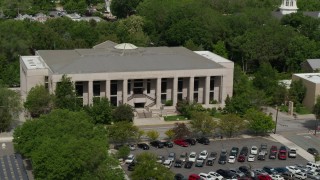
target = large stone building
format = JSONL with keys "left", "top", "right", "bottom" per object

{"left": 292, "top": 73, "right": 320, "bottom": 111}
{"left": 20, "top": 41, "right": 234, "bottom": 114}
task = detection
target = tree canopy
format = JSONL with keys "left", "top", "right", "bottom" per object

{"left": 245, "top": 108, "right": 275, "bottom": 135}
{"left": 13, "top": 109, "right": 124, "bottom": 179}
{"left": 54, "top": 75, "right": 80, "bottom": 111}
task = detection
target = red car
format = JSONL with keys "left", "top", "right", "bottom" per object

{"left": 270, "top": 145, "right": 277, "bottom": 153}
{"left": 278, "top": 146, "right": 287, "bottom": 160}
{"left": 188, "top": 174, "right": 201, "bottom": 180}
{"left": 174, "top": 139, "right": 189, "bottom": 147}
{"left": 257, "top": 174, "right": 272, "bottom": 180}
{"left": 237, "top": 154, "right": 245, "bottom": 162}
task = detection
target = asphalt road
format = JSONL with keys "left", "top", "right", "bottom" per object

{"left": 121, "top": 137, "right": 308, "bottom": 178}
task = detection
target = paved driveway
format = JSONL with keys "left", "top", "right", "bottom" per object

{"left": 121, "top": 137, "right": 308, "bottom": 178}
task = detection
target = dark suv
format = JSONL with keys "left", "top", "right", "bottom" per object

{"left": 240, "top": 146, "right": 249, "bottom": 156}
{"left": 196, "top": 137, "right": 210, "bottom": 145}
{"left": 185, "top": 138, "right": 196, "bottom": 145}
{"left": 137, "top": 143, "right": 150, "bottom": 150}
{"left": 150, "top": 140, "right": 164, "bottom": 148}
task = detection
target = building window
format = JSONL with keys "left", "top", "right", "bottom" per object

{"left": 128, "top": 80, "right": 131, "bottom": 95}
{"left": 134, "top": 79, "right": 143, "bottom": 88}
{"left": 161, "top": 79, "right": 167, "bottom": 93}
{"left": 193, "top": 93, "right": 198, "bottom": 102}
{"left": 286, "top": 0, "right": 289, "bottom": 6}
{"left": 178, "top": 93, "right": 183, "bottom": 101}
{"left": 44, "top": 76, "right": 49, "bottom": 90}
{"left": 111, "top": 81, "right": 117, "bottom": 95}
{"left": 161, "top": 94, "right": 167, "bottom": 104}
{"left": 178, "top": 78, "right": 183, "bottom": 92}
{"left": 194, "top": 77, "right": 199, "bottom": 92}
{"left": 210, "top": 92, "right": 214, "bottom": 101}
{"left": 93, "top": 81, "right": 100, "bottom": 97}
{"left": 210, "top": 77, "right": 215, "bottom": 91}
{"left": 147, "top": 79, "right": 151, "bottom": 94}
{"left": 75, "top": 82, "right": 83, "bottom": 97}
{"left": 110, "top": 96, "right": 117, "bottom": 106}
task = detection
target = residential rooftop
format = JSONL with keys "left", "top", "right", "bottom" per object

{"left": 294, "top": 73, "right": 320, "bottom": 83}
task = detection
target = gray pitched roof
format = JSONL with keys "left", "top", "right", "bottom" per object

{"left": 306, "top": 59, "right": 320, "bottom": 70}
{"left": 37, "top": 42, "right": 224, "bottom": 74}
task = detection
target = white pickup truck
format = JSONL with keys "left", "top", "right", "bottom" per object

{"left": 288, "top": 148, "right": 297, "bottom": 158}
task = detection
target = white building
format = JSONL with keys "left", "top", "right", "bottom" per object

{"left": 279, "top": 0, "right": 298, "bottom": 15}
{"left": 20, "top": 41, "right": 234, "bottom": 113}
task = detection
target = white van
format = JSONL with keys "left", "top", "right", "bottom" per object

{"left": 306, "top": 162, "right": 320, "bottom": 170}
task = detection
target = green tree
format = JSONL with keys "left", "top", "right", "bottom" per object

{"left": 219, "top": 114, "right": 246, "bottom": 138}
{"left": 107, "top": 121, "right": 139, "bottom": 143}
{"left": 289, "top": 79, "right": 306, "bottom": 105}
{"left": 245, "top": 108, "right": 275, "bottom": 135}
{"left": 146, "top": 130, "right": 159, "bottom": 141}
{"left": 213, "top": 40, "right": 228, "bottom": 58}
{"left": 111, "top": 0, "right": 143, "bottom": 18}
{"left": 253, "top": 63, "right": 278, "bottom": 96}
{"left": 54, "top": 75, "right": 79, "bottom": 111}
{"left": 113, "top": 104, "right": 134, "bottom": 122}
{"left": 176, "top": 100, "right": 206, "bottom": 119}
{"left": 84, "top": 97, "right": 113, "bottom": 124}
{"left": 135, "top": 129, "right": 145, "bottom": 143}
{"left": 130, "top": 152, "right": 174, "bottom": 180}
{"left": 116, "top": 146, "right": 130, "bottom": 159}
{"left": 190, "top": 111, "right": 217, "bottom": 136}
{"left": 0, "top": 85, "right": 21, "bottom": 131}
{"left": 24, "top": 84, "right": 53, "bottom": 118}
{"left": 165, "top": 129, "right": 175, "bottom": 140}
{"left": 13, "top": 109, "right": 124, "bottom": 179}
{"left": 172, "top": 123, "right": 191, "bottom": 139}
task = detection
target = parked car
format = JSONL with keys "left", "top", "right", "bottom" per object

{"left": 195, "top": 157, "right": 205, "bottom": 167}
{"left": 229, "top": 169, "right": 245, "bottom": 177}
{"left": 125, "top": 154, "right": 135, "bottom": 164}
{"left": 179, "top": 152, "right": 188, "bottom": 162}
{"left": 196, "top": 137, "right": 210, "bottom": 145}
{"left": 199, "top": 150, "right": 208, "bottom": 159}
{"left": 230, "top": 147, "right": 239, "bottom": 156}
{"left": 307, "top": 148, "right": 319, "bottom": 156}
{"left": 274, "top": 167, "right": 289, "bottom": 174}
{"left": 156, "top": 155, "right": 165, "bottom": 163}
{"left": 248, "top": 154, "right": 255, "bottom": 162}
{"left": 216, "top": 169, "right": 237, "bottom": 179}
{"left": 174, "top": 139, "right": 188, "bottom": 147}
{"left": 174, "top": 173, "right": 185, "bottom": 180}
{"left": 286, "top": 166, "right": 301, "bottom": 174}
{"left": 206, "top": 159, "right": 214, "bottom": 166}
{"left": 278, "top": 146, "right": 287, "bottom": 160}
{"left": 163, "top": 159, "right": 173, "bottom": 169}
{"left": 184, "top": 161, "right": 193, "bottom": 169}
{"left": 128, "top": 144, "right": 135, "bottom": 151}
{"left": 199, "top": 173, "right": 214, "bottom": 180}
{"left": 258, "top": 152, "right": 266, "bottom": 161}
{"left": 263, "top": 166, "right": 277, "bottom": 175}
{"left": 288, "top": 148, "right": 296, "bottom": 158}
{"left": 281, "top": 172, "right": 294, "bottom": 180}
{"left": 174, "top": 160, "right": 183, "bottom": 168}
{"left": 306, "top": 171, "right": 320, "bottom": 180}
{"left": 188, "top": 174, "right": 201, "bottom": 180}
{"left": 240, "top": 146, "right": 249, "bottom": 156}
{"left": 251, "top": 146, "right": 258, "bottom": 155}
{"left": 168, "top": 152, "right": 176, "bottom": 162}
{"left": 137, "top": 143, "right": 150, "bottom": 150}
{"left": 270, "top": 174, "right": 284, "bottom": 180}
{"left": 257, "top": 174, "right": 272, "bottom": 180}
{"left": 218, "top": 154, "right": 227, "bottom": 164}
{"left": 294, "top": 172, "right": 307, "bottom": 179}
{"left": 237, "top": 154, "right": 245, "bottom": 162}
{"left": 150, "top": 140, "right": 164, "bottom": 148}
{"left": 269, "top": 152, "right": 277, "bottom": 159}
{"left": 208, "top": 152, "right": 217, "bottom": 160}
{"left": 253, "top": 169, "right": 266, "bottom": 175}
{"left": 228, "top": 155, "right": 236, "bottom": 163}
{"left": 163, "top": 141, "right": 173, "bottom": 148}
{"left": 270, "top": 145, "right": 278, "bottom": 153}
{"left": 189, "top": 152, "right": 197, "bottom": 162}
{"left": 221, "top": 149, "right": 228, "bottom": 156}
{"left": 128, "top": 161, "right": 137, "bottom": 171}
{"left": 185, "top": 138, "right": 196, "bottom": 145}
{"left": 260, "top": 144, "right": 268, "bottom": 155}
{"left": 208, "top": 171, "right": 224, "bottom": 180}
{"left": 306, "top": 162, "right": 320, "bottom": 170}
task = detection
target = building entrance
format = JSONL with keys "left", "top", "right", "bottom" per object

{"left": 133, "top": 88, "right": 143, "bottom": 94}
{"left": 134, "top": 103, "right": 145, "bottom": 108}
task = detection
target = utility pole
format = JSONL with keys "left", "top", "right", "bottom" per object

{"left": 274, "top": 106, "right": 279, "bottom": 134}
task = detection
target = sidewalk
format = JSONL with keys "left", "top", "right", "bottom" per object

{"left": 133, "top": 117, "right": 190, "bottom": 127}
{"left": 0, "top": 131, "right": 13, "bottom": 142}
{"left": 270, "top": 134, "right": 314, "bottom": 162}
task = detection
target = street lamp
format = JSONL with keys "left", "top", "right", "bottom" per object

{"left": 274, "top": 106, "right": 279, "bottom": 134}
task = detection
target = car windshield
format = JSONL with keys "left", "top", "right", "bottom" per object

{"left": 190, "top": 154, "right": 196, "bottom": 158}
{"left": 201, "top": 152, "right": 206, "bottom": 155}
{"left": 169, "top": 153, "right": 174, "bottom": 157}
{"left": 252, "top": 147, "right": 257, "bottom": 150}
{"left": 180, "top": 154, "right": 186, "bottom": 158}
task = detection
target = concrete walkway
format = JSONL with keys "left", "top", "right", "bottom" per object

{"left": 270, "top": 133, "right": 314, "bottom": 162}
{"left": 133, "top": 117, "right": 190, "bottom": 127}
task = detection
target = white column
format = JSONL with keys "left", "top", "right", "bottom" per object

{"left": 156, "top": 78, "right": 161, "bottom": 108}
{"left": 122, "top": 79, "right": 128, "bottom": 104}
{"left": 188, "top": 76, "right": 194, "bottom": 102}
{"left": 106, "top": 80, "right": 110, "bottom": 100}
{"left": 143, "top": 79, "right": 147, "bottom": 94}
{"left": 205, "top": 76, "right": 210, "bottom": 105}
{"left": 172, "top": 77, "right": 178, "bottom": 106}
{"left": 88, "top": 81, "right": 93, "bottom": 105}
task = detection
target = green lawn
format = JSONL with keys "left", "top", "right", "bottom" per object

{"left": 164, "top": 115, "right": 188, "bottom": 121}
{"left": 295, "top": 106, "right": 312, "bottom": 115}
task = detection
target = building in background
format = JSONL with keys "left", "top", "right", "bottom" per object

{"left": 20, "top": 41, "right": 234, "bottom": 115}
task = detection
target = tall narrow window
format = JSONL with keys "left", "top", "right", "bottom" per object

{"left": 128, "top": 80, "right": 131, "bottom": 95}
{"left": 194, "top": 77, "right": 199, "bottom": 91}
{"left": 286, "top": 0, "right": 289, "bottom": 6}
{"left": 161, "top": 79, "right": 167, "bottom": 93}
{"left": 75, "top": 82, "right": 83, "bottom": 97}
{"left": 210, "top": 77, "right": 215, "bottom": 91}
{"left": 147, "top": 79, "right": 151, "bottom": 94}
{"left": 178, "top": 78, "right": 183, "bottom": 92}
{"left": 111, "top": 81, "right": 117, "bottom": 95}
{"left": 93, "top": 81, "right": 100, "bottom": 97}
{"left": 44, "top": 76, "right": 49, "bottom": 90}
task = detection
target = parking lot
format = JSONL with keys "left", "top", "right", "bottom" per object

{"left": 121, "top": 137, "right": 308, "bottom": 178}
